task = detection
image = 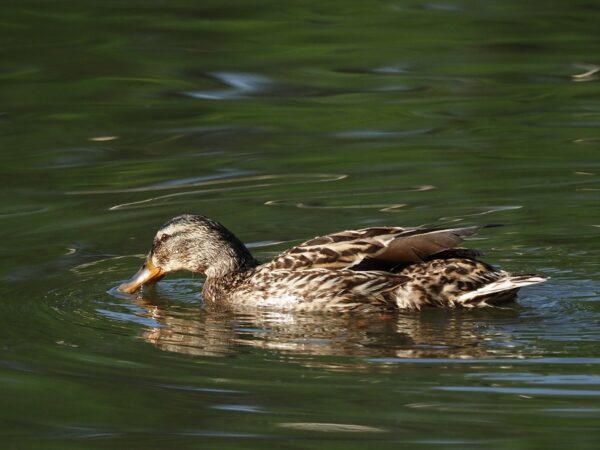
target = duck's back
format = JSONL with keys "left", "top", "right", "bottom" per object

{"left": 206, "top": 257, "right": 543, "bottom": 312}
{"left": 202, "top": 224, "right": 545, "bottom": 311}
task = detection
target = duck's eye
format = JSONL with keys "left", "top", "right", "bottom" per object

{"left": 159, "top": 233, "right": 171, "bottom": 243}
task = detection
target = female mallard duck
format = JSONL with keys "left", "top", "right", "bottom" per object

{"left": 119, "top": 214, "right": 546, "bottom": 312}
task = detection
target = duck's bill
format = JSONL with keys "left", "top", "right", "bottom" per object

{"left": 118, "top": 256, "right": 164, "bottom": 294}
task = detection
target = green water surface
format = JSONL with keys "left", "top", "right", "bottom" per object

{"left": 1, "top": 1, "right": 600, "bottom": 449}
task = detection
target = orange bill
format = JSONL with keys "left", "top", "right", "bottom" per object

{"left": 118, "top": 255, "right": 164, "bottom": 293}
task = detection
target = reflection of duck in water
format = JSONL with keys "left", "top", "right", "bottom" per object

{"left": 119, "top": 214, "right": 545, "bottom": 312}
{"left": 134, "top": 294, "right": 520, "bottom": 359}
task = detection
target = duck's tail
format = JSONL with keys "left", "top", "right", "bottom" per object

{"left": 457, "top": 273, "right": 547, "bottom": 306}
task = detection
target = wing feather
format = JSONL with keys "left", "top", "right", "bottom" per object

{"left": 267, "top": 225, "right": 482, "bottom": 271}
{"left": 375, "top": 226, "right": 481, "bottom": 263}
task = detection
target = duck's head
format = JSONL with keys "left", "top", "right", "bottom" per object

{"left": 118, "top": 214, "right": 257, "bottom": 294}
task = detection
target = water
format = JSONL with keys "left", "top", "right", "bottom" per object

{"left": 1, "top": 0, "right": 600, "bottom": 448}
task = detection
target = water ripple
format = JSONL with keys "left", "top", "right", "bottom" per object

{"left": 572, "top": 63, "right": 600, "bottom": 82}
{"left": 186, "top": 72, "right": 272, "bottom": 100}
{"left": 266, "top": 200, "right": 406, "bottom": 212}
{"left": 105, "top": 174, "right": 347, "bottom": 210}
{"left": 468, "top": 373, "right": 600, "bottom": 385}
{"left": 0, "top": 206, "right": 51, "bottom": 218}
{"left": 184, "top": 72, "right": 340, "bottom": 100}
{"left": 333, "top": 128, "right": 434, "bottom": 139}
{"left": 264, "top": 185, "right": 434, "bottom": 212}
{"left": 278, "top": 422, "right": 386, "bottom": 433}
{"left": 436, "top": 386, "right": 600, "bottom": 397}
{"left": 68, "top": 173, "right": 345, "bottom": 196}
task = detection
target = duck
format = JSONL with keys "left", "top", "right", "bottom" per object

{"left": 118, "top": 214, "right": 546, "bottom": 312}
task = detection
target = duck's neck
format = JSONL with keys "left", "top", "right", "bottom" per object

{"left": 203, "top": 268, "right": 255, "bottom": 303}
{"left": 203, "top": 241, "right": 259, "bottom": 279}
{"left": 202, "top": 252, "right": 258, "bottom": 304}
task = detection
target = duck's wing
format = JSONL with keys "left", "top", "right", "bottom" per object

{"left": 268, "top": 225, "right": 482, "bottom": 271}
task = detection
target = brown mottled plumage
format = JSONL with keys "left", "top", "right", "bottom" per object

{"left": 118, "top": 214, "right": 546, "bottom": 312}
